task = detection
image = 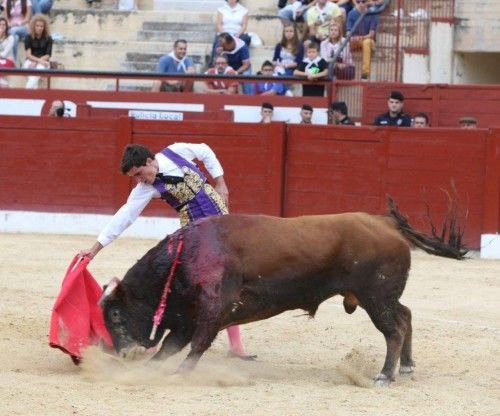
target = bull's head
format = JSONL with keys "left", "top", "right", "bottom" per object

{"left": 99, "top": 277, "right": 158, "bottom": 359}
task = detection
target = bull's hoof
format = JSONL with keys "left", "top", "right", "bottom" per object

{"left": 120, "top": 345, "right": 147, "bottom": 361}
{"left": 399, "top": 365, "right": 414, "bottom": 375}
{"left": 373, "top": 373, "right": 391, "bottom": 387}
{"left": 227, "top": 351, "right": 257, "bottom": 361}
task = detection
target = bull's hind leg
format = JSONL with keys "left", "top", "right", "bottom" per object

{"left": 398, "top": 302, "right": 415, "bottom": 375}
{"left": 362, "top": 298, "right": 407, "bottom": 386}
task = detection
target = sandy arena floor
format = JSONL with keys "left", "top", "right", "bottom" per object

{"left": 0, "top": 233, "right": 499, "bottom": 416}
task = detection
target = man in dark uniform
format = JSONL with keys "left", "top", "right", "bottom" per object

{"left": 374, "top": 91, "right": 412, "bottom": 127}
{"left": 331, "top": 101, "right": 355, "bottom": 125}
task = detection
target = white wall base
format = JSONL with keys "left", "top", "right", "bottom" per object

{"left": 480, "top": 234, "right": 500, "bottom": 259}
{"left": 0, "top": 211, "right": 180, "bottom": 240}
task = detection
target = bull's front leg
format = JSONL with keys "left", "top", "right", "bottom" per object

{"left": 152, "top": 327, "right": 194, "bottom": 361}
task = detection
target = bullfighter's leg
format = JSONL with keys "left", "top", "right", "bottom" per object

{"left": 397, "top": 302, "right": 415, "bottom": 375}
{"left": 226, "top": 326, "right": 255, "bottom": 360}
{"left": 362, "top": 298, "right": 406, "bottom": 386}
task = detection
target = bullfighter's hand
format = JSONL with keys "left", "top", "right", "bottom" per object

{"left": 78, "top": 242, "right": 103, "bottom": 260}
{"left": 214, "top": 176, "right": 229, "bottom": 207}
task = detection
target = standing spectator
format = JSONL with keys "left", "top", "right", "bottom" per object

{"left": 153, "top": 39, "right": 195, "bottom": 93}
{"left": 300, "top": 104, "right": 313, "bottom": 124}
{"left": 346, "top": 0, "right": 378, "bottom": 81}
{"left": 273, "top": 23, "right": 304, "bottom": 76}
{"left": 307, "top": 0, "right": 343, "bottom": 44}
{"left": 320, "top": 22, "right": 354, "bottom": 80}
{"left": 215, "top": 32, "right": 252, "bottom": 94}
{"left": 278, "top": 0, "right": 315, "bottom": 24}
{"left": 2, "top": 0, "right": 32, "bottom": 64}
{"left": 215, "top": 0, "right": 250, "bottom": 46}
{"left": 413, "top": 112, "right": 429, "bottom": 128}
{"left": 203, "top": 54, "right": 239, "bottom": 94}
{"left": 31, "top": 0, "right": 52, "bottom": 14}
{"left": 373, "top": 90, "right": 412, "bottom": 127}
{"left": 255, "top": 60, "right": 286, "bottom": 96}
{"left": 0, "top": 17, "right": 15, "bottom": 87}
{"left": 294, "top": 42, "right": 329, "bottom": 97}
{"left": 23, "top": 13, "right": 52, "bottom": 89}
{"left": 459, "top": 116, "right": 478, "bottom": 129}
{"left": 260, "top": 102, "right": 274, "bottom": 123}
{"left": 330, "top": 101, "right": 354, "bottom": 125}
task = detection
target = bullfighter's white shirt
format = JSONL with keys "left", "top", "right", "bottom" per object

{"left": 97, "top": 142, "right": 224, "bottom": 247}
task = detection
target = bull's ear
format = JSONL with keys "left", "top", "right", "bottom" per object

{"left": 99, "top": 277, "right": 123, "bottom": 305}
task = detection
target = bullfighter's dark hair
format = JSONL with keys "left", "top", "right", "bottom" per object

{"left": 120, "top": 144, "right": 155, "bottom": 174}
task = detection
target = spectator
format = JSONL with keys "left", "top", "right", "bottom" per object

{"left": 153, "top": 39, "right": 195, "bottom": 93}
{"left": 459, "top": 116, "right": 477, "bottom": 129}
{"left": 273, "top": 23, "right": 304, "bottom": 76}
{"left": 374, "top": 90, "right": 411, "bottom": 127}
{"left": 203, "top": 54, "right": 239, "bottom": 95}
{"left": 2, "top": 0, "right": 32, "bottom": 64}
{"left": 215, "top": 0, "right": 250, "bottom": 47}
{"left": 31, "top": 0, "right": 52, "bottom": 14}
{"left": 255, "top": 60, "right": 286, "bottom": 96}
{"left": 47, "top": 99, "right": 71, "bottom": 117}
{"left": 413, "top": 112, "right": 429, "bottom": 128}
{"left": 346, "top": 0, "right": 378, "bottom": 81}
{"left": 330, "top": 101, "right": 354, "bottom": 125}
{"left": 23, "top": 13, "right": 51, "bottom": 89}
{"left": 278, "top": 0, "right": 315, "bottom": 24}
{"left": 215, "top": 32, "right": 252, "bottom": 94}
{"left": 320, "top": 22, "right": 354, "bottom": 80}
{"left": 260, "top": 102, "right": 274, "bottom": 123}
{"left": 300, "top": 104, "right": 313, "bottom": 124}
{"left": 294, "top": 42, "right": 328, "bottom": 97}
{"left": 0, "top": 17, "right": 15, "bottom": 87}
{"left": 307, "top": 0, "right": 343, "bottom": 44}
{"left": 333, "top": 0, "right": 354, "bottom": 15}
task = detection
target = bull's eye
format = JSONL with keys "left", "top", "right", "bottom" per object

{"left": 109, "top": 308, "right": 122, "bottom": 323}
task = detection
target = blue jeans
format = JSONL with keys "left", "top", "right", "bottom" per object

{"left": 9, "top": 25, "right": 29, "bottom": 63}
{"left": 32, "top": 0, "right": 54, "bottom": 13}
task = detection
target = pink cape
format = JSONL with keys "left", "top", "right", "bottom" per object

{"left": 49, "top": 256, "right": 113, "bottom": 364}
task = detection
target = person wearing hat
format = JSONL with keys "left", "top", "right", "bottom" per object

{"left": 299, "top": 104, "right": 314, "bottom": 124}
{"left": 330, "top": 101, "right": 354, "bottom": 125}
{"left": 374, "top": 90, "right": 412, "bottom": 127}
{"left": 459, "top": 116, "right": 477, "bottom": 129}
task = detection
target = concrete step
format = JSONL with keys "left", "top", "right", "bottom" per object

{"left": 137, "top": 30, "right": 215, "bottom": 43}
{"left": 141, "top": 22, "right": 214, "bottom": 32}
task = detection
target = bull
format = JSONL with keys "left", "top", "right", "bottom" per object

{"left": 99, "top": 200, "right": 466, "bottom": 385}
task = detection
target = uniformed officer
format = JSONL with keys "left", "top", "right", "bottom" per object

{"left": 373, "top": 91, "right": 412, "bottom": 127}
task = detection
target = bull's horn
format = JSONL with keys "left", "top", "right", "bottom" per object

{"left": 98, "top": 277, "right": 120, "bottom": 306}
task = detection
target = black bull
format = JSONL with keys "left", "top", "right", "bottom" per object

{"left": 100, "top": 201, "right": 465, "bottom": 385}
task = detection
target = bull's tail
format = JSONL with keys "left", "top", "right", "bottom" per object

{"left": 387, "top": 198, "right": 468, "bottom": 259}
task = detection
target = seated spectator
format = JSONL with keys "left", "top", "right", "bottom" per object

{"left": 330, "top": 101, "right": 354, "bottom": 125}
{"left": 2, "top": 0, "right": 32, "bottom": 64}
{"left": 307, "top": 0, "right": 343, "bottom": 44}
{"left": 320, "top": 22, "right": 354, "bottom": 80}
{"left": 278, "top": 0, "right": 315, "bottom": 24}
{"left": 114, "top": 0, "right": 136, "bottom": 10}
{"left": 0, "top": 17, "right": 15, "bottom": 87}
{"left": 215, "top": 0, "right": 250, "bottom": 47}
{"left": 373, "top": 90, "right": 411, "bottom": 127}
{"left": 413, "top": 112, "right": 429, "bottom": 128}
{"left": 346, "top": 0, "right": 378, "bottom": 81}
{"left": 333, "top": 0, "right": 353, "bottom": 15}
{"left": 31, "top": 0, "right": 53, "bottom": 14}
{"left": 273, "top": 23, "right": 304, "bottom": 76}
{"left": 215, "top": 32, "right": 252, "bottom": 94}
{"left": 48, "top": 99, "right": 71, "bottom": 117}
{"left": 255, "top": 60, "right": 286, "bottom": 96}
{"left": 459, "top": 116, "right": 477, "bottom": 129}
{"left": 23, "top": 13, "right": 52, "bottom": 89}
{"left": 293, "top": 42, "right": 328, "bottom": 97}
{"left": 300, "top": 104, "right": 313, "bottom": 124}
{"left": 203, "top": 54, "right": 239, "bottom": 95}
{"left": 260, "top": 102, "right": 274, "bottom": 123}
{"left": 153, "top": 39, "right": 195, "bottom": 93}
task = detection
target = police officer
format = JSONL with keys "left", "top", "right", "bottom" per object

{"left": 373, "top": 91, "right": 412, "bottom": 127}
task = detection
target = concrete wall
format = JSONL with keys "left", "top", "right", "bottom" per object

{"left": 402, "top": 52, "right": 429, "bottom": 84}
{"left": 453, "top": 52, "right": 500, "bottom": 84}
{"left": 430, "top": 21, "right": 453, "bottom": 83}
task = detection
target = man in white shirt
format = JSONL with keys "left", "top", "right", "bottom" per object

{"left": 78, "top": 142, "right": 251, "bottom": 359}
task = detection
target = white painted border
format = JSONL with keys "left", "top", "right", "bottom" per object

{"left": 480, "top": 234, "right": 500, "bottom": 259}
{"left": 0, "top": 210, "right": 180, "bottom": 240}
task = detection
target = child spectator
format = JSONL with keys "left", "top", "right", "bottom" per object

{"left": 255, "top": 60, "right": 286, "bottom": 96}
{"left": 2, "top": 0, "right": 32, "bottom": 64}
{"left": 320, "top": 22, "right": 354, "bottom": 80}
{"left": 273, "top": 23, "right": 304, "bottom": 76}
{"left": 203, "top": 54, "right": 239, "bottom": 95}
{"left": 294, "top": 42, "right": 329, "bottom": 97}
{"left": 0, "top": 17, "right": 15, "bottom": 87}
{"left": 23, "top": 13, "right": 52, "bottom": 89}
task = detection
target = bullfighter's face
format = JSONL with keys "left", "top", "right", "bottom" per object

{"left": 126, "top": 158, "right": 158, "bottom": 185}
